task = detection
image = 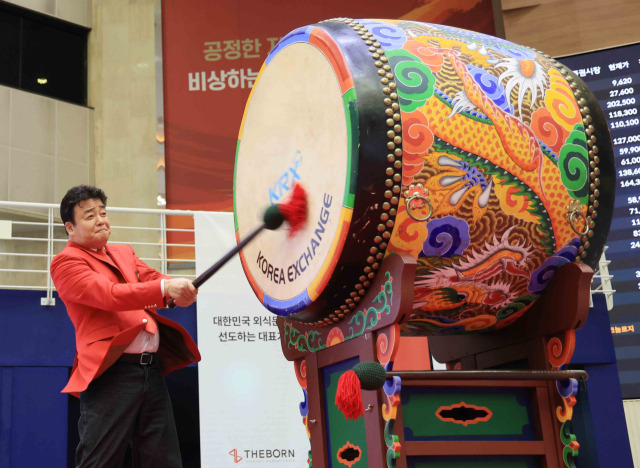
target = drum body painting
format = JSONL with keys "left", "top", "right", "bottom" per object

{"left": 233, "top": 19, "right": 614, "bottom": 334}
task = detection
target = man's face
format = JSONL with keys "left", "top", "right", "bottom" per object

{"left": 66, "top": 198, "right": 111, "bottom": 249}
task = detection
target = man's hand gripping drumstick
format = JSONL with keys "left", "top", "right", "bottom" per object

{"left": 166, "top": 183, "right": 308, "bottom": 308}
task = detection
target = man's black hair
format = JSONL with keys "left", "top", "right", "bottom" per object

{"left": 60, "top": 185, "right": 108, "bottom": 228}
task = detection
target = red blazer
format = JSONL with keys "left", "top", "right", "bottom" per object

{"left": 50, "top": 241, "right": 201, "bottom": 397}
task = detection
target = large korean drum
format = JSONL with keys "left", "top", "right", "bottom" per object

{"left": 233, "top": 19, "right": 614, "bottom": 334}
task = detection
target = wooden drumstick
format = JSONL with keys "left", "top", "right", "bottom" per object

{"left": 335, "top": 361, "right": 588, "bottom": 420}
{"left": 166, "top": 183, "right": 307, "bottom": 308}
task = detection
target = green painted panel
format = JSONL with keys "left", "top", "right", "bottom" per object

{"left": 402, "top": 387, "right": 535, "bottom": 440}
{"left": 342, "top": 88, "right": 358, "bottom": 209}
{"left": 323, "top": 358, "right": 368, "bottom": 468}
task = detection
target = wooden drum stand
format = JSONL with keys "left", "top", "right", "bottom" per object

{"left": 277, "top": 252, "right": 593, "bottom": 468}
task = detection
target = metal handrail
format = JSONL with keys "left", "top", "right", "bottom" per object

{"left": 0, "top": 200, "right": 197, "bottom": 214}
{"left": 0, "top": 200, "right": 202, "bottom": 306}
{"left": 0, "top": 200, "right": 615, "bottom": 309}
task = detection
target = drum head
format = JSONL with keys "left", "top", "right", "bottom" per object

{"left": 234, "top": 29, "right": 356, "bottom": 315}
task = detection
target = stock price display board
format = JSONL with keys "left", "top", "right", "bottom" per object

{"left": 561, "top": 43, "right": 640, "bottom": 398}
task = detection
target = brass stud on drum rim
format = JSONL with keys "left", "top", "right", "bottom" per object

{"left": 320, "top": 18, "right": 402, "bottom": 324}
{"left": 568, "top": 70, "right": 601, "bottom": 262}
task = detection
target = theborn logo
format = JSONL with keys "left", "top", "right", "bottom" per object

{"left": 269, "top": 150, "right": 302, "bottom": 204}
{"left": 228, "top": 447, "right": 296, "bottom": 463}
{"left": 229, "top": 448, "right": 243, "bottom": 463}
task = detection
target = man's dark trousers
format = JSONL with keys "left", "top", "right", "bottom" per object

{"left": 76, "top": 357, "right": 182, "bottom": 468}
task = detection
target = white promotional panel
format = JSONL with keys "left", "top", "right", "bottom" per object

{"left": 194, "top": 212, "right": 309, "bottom": 466}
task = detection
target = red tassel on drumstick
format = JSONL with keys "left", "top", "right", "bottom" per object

{"left": 275, "top": 183, "right": 307, "bottom": 237}
{"left": 167, "top": 183, "right": 307, "bottom": 307}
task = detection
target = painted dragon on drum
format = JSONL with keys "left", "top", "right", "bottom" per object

{"left": 366, "top": 21, "right": 601, "bottom": 334}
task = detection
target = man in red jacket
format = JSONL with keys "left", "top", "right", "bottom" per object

{"left": 50, "top": 185, "right": 201, "bottom": 468}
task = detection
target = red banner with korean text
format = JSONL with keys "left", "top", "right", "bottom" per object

{"left": 161, "top": 0, "right": 497, "bottom": 259}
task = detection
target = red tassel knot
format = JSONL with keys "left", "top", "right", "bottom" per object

{"left": 276, "top": 182, "right": 307, "bottom": 237}
{"left": 335, "top": 370, "right": 364, "bottom": 420}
